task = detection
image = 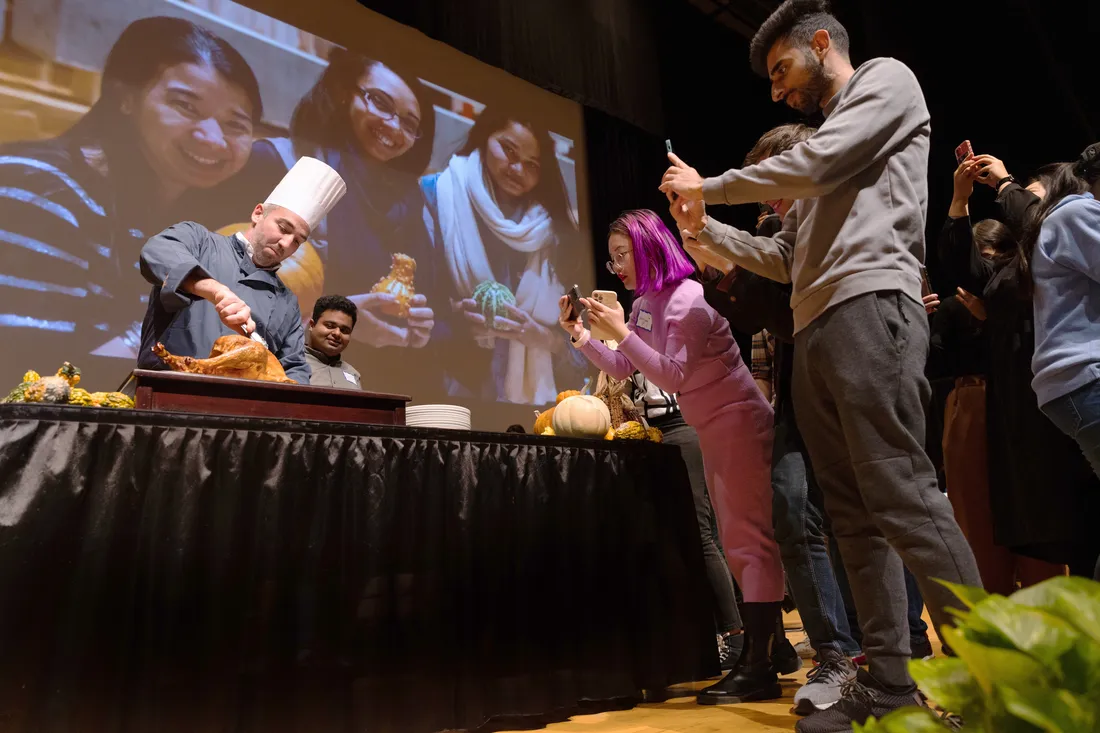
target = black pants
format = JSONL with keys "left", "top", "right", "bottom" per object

{"left": 792, "top": 291, "right": 982, "bottom": 687}
{"left": 652, "top": 413, "right": 742, "bottom": 633}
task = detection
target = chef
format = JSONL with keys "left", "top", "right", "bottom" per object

{"left": 136, "top": 157, "right": 347, "bottom": 384}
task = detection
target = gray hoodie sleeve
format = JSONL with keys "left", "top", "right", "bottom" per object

{"left": 701, "top": 59, "right": 929, "bottom": 206}
{"left": 695, "top": 206, "right": 798, "bottom": 283}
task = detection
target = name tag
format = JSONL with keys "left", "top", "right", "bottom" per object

{"left": 636, "top": 309, "right": 654, "bottom": 332}
{"left": 343, "top": 371, "right": 358, "bottom": 384}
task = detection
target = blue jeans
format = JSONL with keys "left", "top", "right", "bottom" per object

{"left": 772, "top": 413, "right": 861, "bottom": 657}
{"left": 830, "top": 536, "right": 929, "bottom": 649}
{"left": 1041, "top": 378, "right": 1100, "bottom": 480}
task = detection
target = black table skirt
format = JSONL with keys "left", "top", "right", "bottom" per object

{"left": 0, "top": 405, "right": 716, "bottom": 733}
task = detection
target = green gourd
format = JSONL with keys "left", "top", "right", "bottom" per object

{"left": 472, "top": 280, "right": 517, "bottom": 329}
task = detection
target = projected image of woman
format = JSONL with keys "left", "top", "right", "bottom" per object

{"left": 234, "top": 49, "right": 442, "bottom": 393}
{"left": 422, "top": 109, "right": 587, "bottom": 405}
{"left": 0, "top": 16, "right": 260, "bottom": 364}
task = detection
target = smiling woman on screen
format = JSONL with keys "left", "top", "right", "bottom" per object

{"left": 0, "top": 16, "right": 261, "bottom": 363}
{"left": 231, "top": 49, "right": 445, "bottom": 397}
{"left": 421, "top": 108, "right": 587, "bottom": 405}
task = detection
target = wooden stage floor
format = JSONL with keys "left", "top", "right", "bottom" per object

{"left": 489, "top": 611, "right": 940, "bottom": 733}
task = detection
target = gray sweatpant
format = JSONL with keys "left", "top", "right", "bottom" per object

{"left": 792, "top": 290, "right": 982, "bottom": 687}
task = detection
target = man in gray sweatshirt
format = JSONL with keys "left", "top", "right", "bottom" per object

{"left": 662, "top": 1, "right": 981, "bottom": 729}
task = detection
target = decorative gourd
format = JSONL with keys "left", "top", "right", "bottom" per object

{"left": 69, "top": 387, "right": 94, "bottom": 406}
{"left": 541, "top": 426, "right": 556, "bottom": 436}
{"left": 22, "top": 370, "right": 40, "bottom": 383}
{"left": 217, "top": 223, "right": 324, "bottom": 319}
{"left": 556, "top": 390, "right": 581, "bottom": 404}
{"left": 604, "top": 427, "right": 615, "bottom": 440}
{"left": 646, "top": 427, "right": 663, "bottom": 443}
{"left": 473, "top": 280, "right": 516, "bottom": 329}
{"left": 56, "top": 361, "right": 81, "bottom": 387}
{"left": 69, "top": 388, "right": 134, "bottom": 409}
{"left": 370, "top": 253, "right": 417, "bottom": 317}
{"left": 533, "top": 407, "right": 555, "bottom": 435}
{"left": 23, "top": 376, "right": 71, "bottom": 404}
{"left": 614, "top": 421, "right": 647, "bottom": 440}
{"left": 551, "top": 395, "right": 611, "bottom": 438}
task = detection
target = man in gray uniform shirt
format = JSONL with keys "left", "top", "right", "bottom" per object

{"left": 661, "top": 0, "right": 981, "bottom": 728}
{"left": 304, "top": 295, "right": 362, "bottom": 390}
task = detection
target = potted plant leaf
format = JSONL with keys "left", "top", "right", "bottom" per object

{"left": 853, "top": 576, "right": 1100, "bottom": 732}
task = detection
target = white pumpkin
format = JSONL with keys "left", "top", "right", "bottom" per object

{"left": 551, "top": 395, "right": 611, "bottom": 438}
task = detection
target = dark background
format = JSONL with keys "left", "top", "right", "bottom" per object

{"left": 358, "top": 0, "right": 1098, "bottom": 295}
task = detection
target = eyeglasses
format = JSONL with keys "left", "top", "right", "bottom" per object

{"left": 605, "top": 250, "right": 630, "bottom": 274}
{"left": 356, "top": 88, "right": 422, "bottom": 140}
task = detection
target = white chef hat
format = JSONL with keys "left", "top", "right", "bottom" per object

{"left": 263, "top": 156, "right": 347, "bottom": 233}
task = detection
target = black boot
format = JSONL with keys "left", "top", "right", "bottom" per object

{"left": 697, "top": 601, "right": 783, "bottom": 705}
{"left": 772, "top": 611, "right": 803, "bottom": 675}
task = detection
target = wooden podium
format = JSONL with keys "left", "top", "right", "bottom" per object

{"left": 127, "top": 369, "right": 409, "bottom": 426}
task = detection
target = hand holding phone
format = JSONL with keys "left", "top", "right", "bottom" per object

{"left": 565, "top": 284, "right": 584, "bottom": 322}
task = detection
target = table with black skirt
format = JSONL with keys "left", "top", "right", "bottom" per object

{"left": 0, "top": 404, "right": 716, "bottom": 733}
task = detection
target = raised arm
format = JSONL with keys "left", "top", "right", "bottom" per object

{"left": 696, "top": 213, "right": 798, "bottom": 284}
{"left": 140, "top": 221, "right": 217, "bottom": 312}
{"left": 702, "top": 59, "right": 928, "bottom": 206}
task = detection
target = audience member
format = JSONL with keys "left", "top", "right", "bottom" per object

{"left": 661, "top": 1, "right": 982, "bottom": 726}
{"left": 1026, "top": 142, "right": 1100, "bottom": 580}
{"left": 940, "top": 152, "right": 1100, "bottom": 579}
{"left": 561, "top": 209, "right": 784, "bottom": 705}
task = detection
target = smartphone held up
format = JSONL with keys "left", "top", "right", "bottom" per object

{"left": 955, "top": 140, "right": 974, "bottom": 165}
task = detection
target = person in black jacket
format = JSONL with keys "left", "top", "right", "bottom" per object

{"left": 939, "top": 155, "right": 1100, "bottom": 577}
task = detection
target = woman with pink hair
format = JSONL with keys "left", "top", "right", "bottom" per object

{"left": 558, "top": 208, "right": 784, "bottom": 704}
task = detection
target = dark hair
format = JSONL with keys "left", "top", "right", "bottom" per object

{"left": 460, "top": 107, "right": 579, "bottom": 283}
{"left": 311, "top": 294, "right": 358, "bottom": 326}
{"left": 1019, "top": 158, "right": 1095, "bottom": 290}
{"left": 290, "top": 48, "right": 437, "bottom": 176}
{"left": 744, "top": 123, "right": 817, "bottom": 166}
{"left": 74, "top": 16, "right": 262, "bottom": 137}
{"left": 750, "top": 0, "right": 850, "bottom": 78}
{"left": 505, "top": 424, "right": 526, "bottom": 434}
{"left": 972, "top": 219, "right": 1015, "bottom": 258}
{"left": 1025, "top": 162, "right": 1064, "bottom": 193}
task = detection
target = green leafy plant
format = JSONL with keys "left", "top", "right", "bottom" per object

{"left": 853, "top": 576, "right": 1100, "bottom": 733}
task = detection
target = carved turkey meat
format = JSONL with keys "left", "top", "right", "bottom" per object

{"left": 153, "top": 334, "right": 296, "bottom": 383}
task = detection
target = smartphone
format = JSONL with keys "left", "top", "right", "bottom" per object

{"left": 591, "top": 289, "right": 619, "bottom": 309}
{"left": 955, "top": 140, "right": 974, "bottom": 165}
{"left": 665, "top": 139, "right": 679, "bottom": 200}
{"left": 565, "top": 284, "right": 584, "bottom": 321}
{"left": 919, "top": 265, "right": 933, "bottom": 297}
{"left": 758, "top": 202, "right": 775, "bottom": 215}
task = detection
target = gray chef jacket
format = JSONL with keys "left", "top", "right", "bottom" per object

{"left": 304, "top": 346, "right": 362, "bottom": 390}
{"left": 137, "top": 221, "right": 309, "bottom": 384}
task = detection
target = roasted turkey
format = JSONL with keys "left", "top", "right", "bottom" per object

{"left": 153, "top": 335, "right": 296, "bottom": 383}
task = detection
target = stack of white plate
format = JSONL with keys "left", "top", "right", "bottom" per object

{"left": 405, "top": 404, "right": 472, "bottom": 430}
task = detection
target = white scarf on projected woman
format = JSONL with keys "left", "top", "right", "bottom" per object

{"left": 436, "top": 149, "right": 562, "bottom": 405}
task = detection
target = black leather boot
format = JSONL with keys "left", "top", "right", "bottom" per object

{"left": 697, "top": 601, "right": 783, "bottom": 705}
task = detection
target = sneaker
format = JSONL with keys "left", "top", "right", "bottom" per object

{"left": 794, "top": 668, "right": 922, "bottom": 732}
{"left": 794, "top": 638, "right": 815, "bottom": 660}
{"left": 772, "top": 636, "right": 804, "bottom": 676}
{"left": 911, "top": 635, "right": 934, "bottom": 660}
{"left": 792, "top": 654, "right": 857, "bottom": 716}
{"left": 718, "top": 632, "right": 744, "bottom": 671}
